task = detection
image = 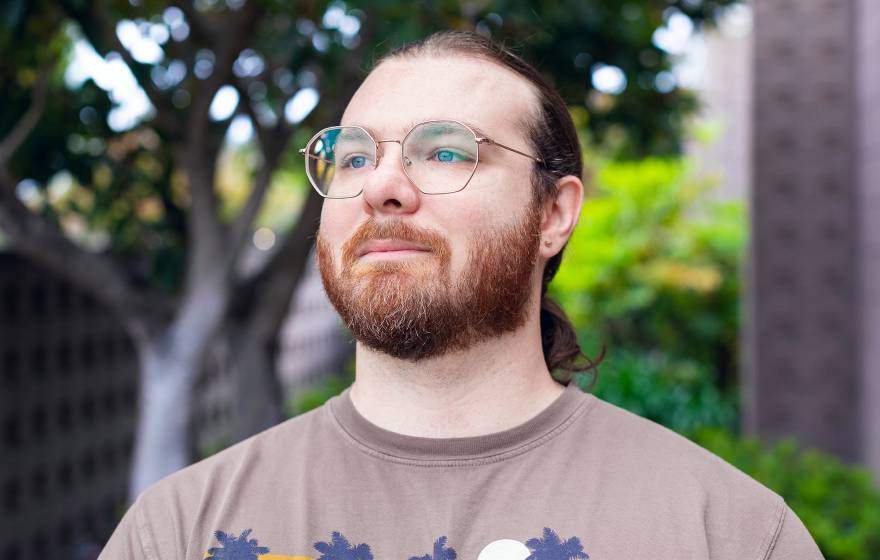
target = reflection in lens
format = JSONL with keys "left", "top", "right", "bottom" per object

{"left": 403, "top": 121, "right": 478, "bottom": 194}
{"left": 307, "top": 126, "right": 374, "bottom": 198}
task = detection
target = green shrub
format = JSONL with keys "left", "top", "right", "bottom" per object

{"left": 573, "top": 348, "right": 738, "bottom": 436}
{"left": 286, "top": 367, "right": 354, "bottom": 417}
{"left": 694, "top": 428, "right": 880, "bottom": 560}
{"left": 551, "top": 157, "right": 745, "bottom": 390}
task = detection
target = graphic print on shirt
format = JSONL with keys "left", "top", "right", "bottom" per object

{"left": 204, "top": 527, "right": 589, "bottom": 560}
{"left": 409, "top": 535, "right": 456, "bottom": 560}
{"left": 206, "top": 529, "right": 270, "bottom": 559}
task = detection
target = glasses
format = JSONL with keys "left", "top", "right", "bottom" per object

{"left": 298, "top": 119, "right": 542, "bottom": 199}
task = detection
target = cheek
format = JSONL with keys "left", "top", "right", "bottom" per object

{"left": 440, "top": 209, "right": 505, "bottom": 277}
{"left": 318, "top": 205, "right": 358, "bottom": 263}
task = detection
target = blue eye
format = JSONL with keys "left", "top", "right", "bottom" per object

{"left": 340, "top": 154, "right": 370, "bottom": 169}
{"left": 435, "top": 149, "right": 467, "bottom": 163}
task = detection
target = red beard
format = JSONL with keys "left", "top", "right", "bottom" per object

{"left": 316, "top": 199, "right": 543, "bottom": 361}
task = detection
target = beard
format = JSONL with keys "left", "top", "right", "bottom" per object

{"left": 316, "top": 198, "right": 543, "bottom": 362}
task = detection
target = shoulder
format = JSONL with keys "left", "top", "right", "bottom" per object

{"left": 137, "top": 402, "right": 327, "bottom": 509}
{"left": 581, "top": 395, "right": 800, "bottom": 556}
{"left": 585, "top": 394, "right": 775, "bottom": 498}
{"left": 110, "top": 404, "right": 330, "bottom": 558}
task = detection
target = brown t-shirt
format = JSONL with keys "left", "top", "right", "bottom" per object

{"left": 99, "top": 382, "right": 824, "bottom": 559}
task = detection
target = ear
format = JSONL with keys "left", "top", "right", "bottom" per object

{"left": 539, "top": 175, "right": 584, "bottom": 260}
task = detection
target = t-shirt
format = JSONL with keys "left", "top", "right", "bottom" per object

{"left": 99, "top": 382, "right": 825, "bottom": 560}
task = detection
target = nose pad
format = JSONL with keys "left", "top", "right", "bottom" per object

{"left": 360, "top": 140, "right": 421, "bottom": 212}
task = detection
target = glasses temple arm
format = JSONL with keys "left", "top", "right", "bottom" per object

{"left": 477, "top": 138, "right": 544, "bottom": 164}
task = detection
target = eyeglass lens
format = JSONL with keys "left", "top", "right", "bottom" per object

{"left": 304, "top": 121, "right": 479, "bottom": 198}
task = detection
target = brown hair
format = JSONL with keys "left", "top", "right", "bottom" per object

{"left": 378, "top": 30, "right": 605, "bottom": 387}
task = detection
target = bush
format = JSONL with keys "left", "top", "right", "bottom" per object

{"left": 286, "top": 366, "right": 354, "bottom": 418}
{"left": 694, "top": 428, "right": 880, "bottom": 560}
{"left": 573, "top": 348, "right": 738, "bottom": 436}
{"left": 551, "top": 157, "right": 745, "bottom": 390}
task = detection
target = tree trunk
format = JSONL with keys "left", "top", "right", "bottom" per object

{"left": 128, "top": 278, "right": 230, "bottom": 499}
{"left": 224, "top": 322, "right": 285, "bottom": 442}
{"left": 129, "top": 333, "right": 200, "bottom": 500}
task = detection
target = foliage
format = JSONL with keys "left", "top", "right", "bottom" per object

{"left": 551, "top": 157, "right": 745, "bottom": 391}
{"left": 0, "top": 0, "right": 742, "bottom": 291}
{"left": 573, "top": 349, "right": 738, "bottom": 436}
{"left": 694, "top": 428, "right": 880, "bottom": 560}
{"left": 286, "top": 368, "right": 355, "bottom": 417}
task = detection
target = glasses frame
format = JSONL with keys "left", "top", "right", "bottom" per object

{"left": 298, "top": 119, "right": 544, "bottom": 199}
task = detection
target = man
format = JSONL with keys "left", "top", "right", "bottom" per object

{"left": 100, "top": 31, "right": 824, "bottom": 559}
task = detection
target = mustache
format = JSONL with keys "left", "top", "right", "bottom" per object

{"left": 340, "top": 219, "right": 451, "bottom": 267}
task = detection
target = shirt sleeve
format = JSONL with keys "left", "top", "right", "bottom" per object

{"left": 98, "top": 496, "right": 154, "bottom": 560}
{"left": 766, "top": 505, "right": 825, "bottom": 560}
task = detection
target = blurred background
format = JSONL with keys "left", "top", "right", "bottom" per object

{"left": 1, "top": 0, "right": 878, "bottom": 558}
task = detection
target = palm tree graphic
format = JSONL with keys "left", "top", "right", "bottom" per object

{"left": 525, "top": 528, "right": 589, "bottom": 560}
{"left": 206, "top": 528, "right": 270, "bottom": 559}
{"left": 408, "top": 535, "right": 458, "bottom": 560}
{"left": 314, "top": 531, "right": 374, "bottom": 560}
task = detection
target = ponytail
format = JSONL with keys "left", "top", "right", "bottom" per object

{"left": 539, "top": 251, "right": 605, "bottom": 389}
{"left": 540, "top": 295, "right": 605, "bottom": 389}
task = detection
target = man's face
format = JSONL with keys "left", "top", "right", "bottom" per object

{"left": 316, "top": 55, "right": 545, "bottom": 361}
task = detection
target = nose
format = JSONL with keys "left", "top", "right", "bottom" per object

{"left": 360, "top": 140, "right": 421, "bottom": 216}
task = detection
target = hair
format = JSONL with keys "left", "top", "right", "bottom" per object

{"left": 377, "top": 30, "right": 605, "bottom": 388}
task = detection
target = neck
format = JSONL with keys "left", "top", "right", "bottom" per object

{"left": 347, "top": 303, "right": 566, "bottom": 438}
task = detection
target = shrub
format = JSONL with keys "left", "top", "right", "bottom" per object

{"left": 573, "top": 348, "right": 738, "bottom": 436}
{"left": 551, "top": 157, "right": 745, "bottom": 390}
{"left": 694, "top": 428, "right": 880, "bottom": 560}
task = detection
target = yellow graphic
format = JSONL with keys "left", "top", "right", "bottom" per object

{"left": 203, "top": 553, "right": 311, "bottom": 560}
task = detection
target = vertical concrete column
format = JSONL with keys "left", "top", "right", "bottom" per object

{"left": 857, "top": 0, "right": 880, "bottom": 475}
{"left": 746, "top": 0, "right": 860, "bottom": 461}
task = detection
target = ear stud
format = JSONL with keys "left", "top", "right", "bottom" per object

{"left": 543, "top": 240, "right": 552, "bottom": 247}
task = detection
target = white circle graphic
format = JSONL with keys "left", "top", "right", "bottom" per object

{"left": 476, "top": 539, "right": 531, "bottom": 560}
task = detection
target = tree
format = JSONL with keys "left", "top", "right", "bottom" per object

{"left": 1, "top": 0, "right": 365, "bottom": 499}
{"left": 0, "top": 0, "right": 741, "bottom": 500}
{"left": 207, "top": 528, "right": 270, "bottom": 559}
{"left": 525, "top": 528, "right": 589, "bottom": 560}
{"left": 313, "top": 531, "right": 374, "bottom": 560}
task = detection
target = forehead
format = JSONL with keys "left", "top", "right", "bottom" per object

{"left": 340, "top": 55, "right": 538, "bottom": 140}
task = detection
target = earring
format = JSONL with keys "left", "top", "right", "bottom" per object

{"left": 543, "top": 240, "right": 552, "bottom": 247}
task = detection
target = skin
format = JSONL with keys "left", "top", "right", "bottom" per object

{"left": 318, "top": 55, "right": 585, "bottom": 437}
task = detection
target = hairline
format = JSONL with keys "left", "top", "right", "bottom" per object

{"left": 372, "top": 52, "right": 544, "bottom": 147}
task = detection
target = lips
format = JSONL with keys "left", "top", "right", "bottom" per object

{"left": 357, "top": 239, "right": 432, "bottom": 257}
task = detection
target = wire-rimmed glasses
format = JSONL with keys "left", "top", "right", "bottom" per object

{"left": 298, "top": 119, "right": 542, "bottom": 199}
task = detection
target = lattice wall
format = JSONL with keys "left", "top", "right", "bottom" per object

{"left": 0, "top": 253, "right": 138, "bottom": 558}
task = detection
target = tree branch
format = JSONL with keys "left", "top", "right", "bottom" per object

{"left": 174, "top": 1, "right": 262, "bottom": 281}
{"left": 230, "top": 186, "right": 323, "bottom": 334}
{"left": 82, "top": 2, "right": 181, "bottom": 136}
{"left": 0, "top": 62, "right": 51, "bottom": 167}
{"left": 0, "top": 168, "right": 172, "bottom": 336}
{"left": 170, "top": 0, "right": 222, "bottom": 44}
{"left": 230, "top": 22, "right": 375, "bottom": 332}
{"left": 185, "top": 0, "right": 260, "bottom": 140}
{"left": 225, "top": 78, "right": 296, "bottom": 269}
